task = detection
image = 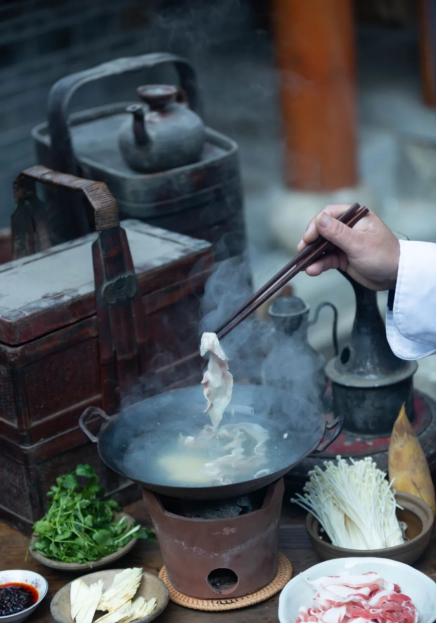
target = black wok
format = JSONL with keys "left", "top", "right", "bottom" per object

{"left": 79, "top": 384, "right": 342, "bottom": 500}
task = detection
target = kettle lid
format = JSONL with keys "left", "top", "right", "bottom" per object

{"left": 137, "top": 84, "right": 178, "bottom": 109}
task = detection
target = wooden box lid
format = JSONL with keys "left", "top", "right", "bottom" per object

{"left": 0, "top": 220, "right": 211, "bottom": 346}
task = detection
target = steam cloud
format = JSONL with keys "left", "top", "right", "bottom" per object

{"left": 200, "top": 255, "right": 325, "bottom": 408}
{"left": 116, "top": 254, "right": 326, "bottom": 489}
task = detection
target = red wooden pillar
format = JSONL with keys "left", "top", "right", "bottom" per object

{"left": 418, "top": 0, "right": 435, "bottom": 108}
{"left": 273, "top": 0, "right": 358, "bottom": 191}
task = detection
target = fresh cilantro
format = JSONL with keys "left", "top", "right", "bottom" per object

{"left": 31, "top": 464, "right": 153, "bottom": 563}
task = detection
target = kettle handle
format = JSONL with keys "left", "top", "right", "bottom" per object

{"left": 47, "top": 53, "right": 201, "bottom": 174}
{"left": 12, "top": 165, "right": 119, "bottom": 258}
{"left": 309, "top": 301, "right": 339, "bottom": 356}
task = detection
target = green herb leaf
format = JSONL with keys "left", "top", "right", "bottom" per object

{"left": 92, "top": 529, "right": 112, "bottom": 545}
{"left": 31, "top": 464, "right": 149, "bottom": 564}
{"left": 59, "top": 473, "right": 78, "bottom": 490}
{"left": 75, "top": 464, "right": 95, "bottom": 478}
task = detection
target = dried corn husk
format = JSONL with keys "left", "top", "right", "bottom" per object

{"left": 389, "top": 404, "right": 435, "bottom": 514}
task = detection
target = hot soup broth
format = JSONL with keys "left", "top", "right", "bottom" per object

{"left": 104, "top": 385, "right": 323, "bottom": 488}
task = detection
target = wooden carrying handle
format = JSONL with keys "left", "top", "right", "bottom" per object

{"left": 12, "top": 165, "right": 146, "bottom": 413}
{"left": 12, "top": 165, "right": 118, "bottom": 258}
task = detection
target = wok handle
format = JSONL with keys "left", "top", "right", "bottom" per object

{"left": 311, "top": 412, "right": 344, "bottom": 454}
{"left": 79, "top": 406, "right": 110, "bottom": 443}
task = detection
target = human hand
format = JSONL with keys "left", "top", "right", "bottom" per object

{"left": 297, "top": 204, "right": 400, "bottom": 291}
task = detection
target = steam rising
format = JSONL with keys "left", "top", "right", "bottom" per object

{"left": 114, "top": 254, "right": 325, "bottom": 490}
{"left": 200, "top": 256, "right": 325, "bottom": 409}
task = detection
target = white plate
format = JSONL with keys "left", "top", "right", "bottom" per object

{"left": 0, "top": 570, "right": 48, "bottom": 623}
{"left": 278, "top": 557, "right": 436, "bottom": 623}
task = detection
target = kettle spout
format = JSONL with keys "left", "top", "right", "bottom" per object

{"left": 127, "top": 104, "right": 149, "bottom": 146}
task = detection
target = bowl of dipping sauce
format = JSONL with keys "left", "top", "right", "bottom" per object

{"left": 0, "top": 570, "right": 48, "bottom": 623}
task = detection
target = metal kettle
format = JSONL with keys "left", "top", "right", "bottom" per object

{"left": 118, "top": 84, "right": 206, "bottom": 173}
{"left": 325, "top": 274, "right": 418, "bottom": 434}
{"left": 262, "top": 295, "right": 338, "bottom": 406}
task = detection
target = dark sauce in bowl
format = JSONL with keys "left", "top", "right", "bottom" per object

{"left": 0, "top": 582, "right": 39, "bottom": 616}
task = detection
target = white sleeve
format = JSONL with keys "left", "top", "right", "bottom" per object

{"left": 386, "top": 240, "right": 436, "bottom": 360}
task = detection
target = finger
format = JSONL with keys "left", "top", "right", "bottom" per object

{"left": 298, "top": 219, "right": 318, "bottom": 247}
{"left": 301, "top": 204, "right": 355, "bottom": 245}
{"left": 322, "top": 204, "right": 354, "bottom": 218}
{"left": 315, "top": 211, "right": 365, "bottom": 255}
{"left": 304, "top": 219, "right": 318, "bottom": 243}
{"left": 305, "top": 252, "right": 348, "bottom": 276}
{"left": 323, "top": 204, "right": 374, "bottom": 234}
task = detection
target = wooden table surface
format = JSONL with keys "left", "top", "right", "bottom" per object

{"left": 1, "top": 498, "right": 435, "bottom": 623}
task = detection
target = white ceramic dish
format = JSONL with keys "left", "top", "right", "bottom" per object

{"left": 278, "top": 557, "right": 436, "bottom": 624}
{"left": 0, "top": 570, "right": 48, "bottom": 623}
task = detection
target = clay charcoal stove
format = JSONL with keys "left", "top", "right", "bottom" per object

{"left": 162, "top": 492, "right": 261, "bottom": 519}
{"left": 143, "top": 481, "right": 284, "bottom": 599}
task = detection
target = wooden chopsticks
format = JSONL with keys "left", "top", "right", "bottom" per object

{"left": 216, "top": 203, "right": 369, "bottom": 339}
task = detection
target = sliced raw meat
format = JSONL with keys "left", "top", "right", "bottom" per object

{"left": 295, "top": 572, "right": 417, "bottom": 623}
{"left": 200, "top": 332, "right": 233, "bottom": 428}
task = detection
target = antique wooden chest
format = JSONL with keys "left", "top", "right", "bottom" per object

{"left": 0, "top": 168, "right": 212, "bottom": 529}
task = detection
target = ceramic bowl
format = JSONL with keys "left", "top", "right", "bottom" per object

{"left": 29, "top": 513, "right": 138, "bottom": 571}
{"left": 50, "top": 569, "right": 168, "bottom": 623}
{"left": 278, "top": 557, "right": 436, "bottom": 623}
{"left": 306, "top": 492, "right": 434, "bottom": 564}
{"left": 0, "top": 569, "right": 48, "bottom": 623}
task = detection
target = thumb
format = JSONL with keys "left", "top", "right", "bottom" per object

{"left": 316, "top": 212, "right": 359, "bottom": 255}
